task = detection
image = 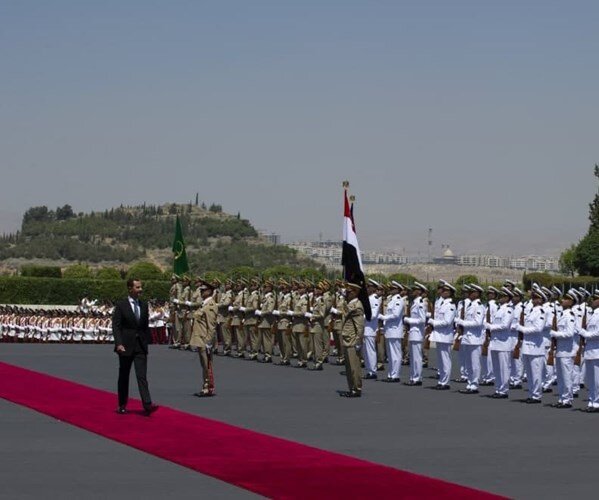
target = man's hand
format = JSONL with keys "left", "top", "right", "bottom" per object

{"left": 116, "top": 344, "right": 126, "bottom": 353}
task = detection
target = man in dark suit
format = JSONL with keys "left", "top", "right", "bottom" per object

{"left": 113, "top": 278, "right": 158, "bottom": 416}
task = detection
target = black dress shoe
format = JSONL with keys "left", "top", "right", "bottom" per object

{"left": 435, "top": 384, "right": 450, "bottom": 391}
{"left": 116, "top": 407, "right": 127, "bottom": 414}
{"left": 404, "top": 381, "right": 422, "bottom": 386}
{"left": 582, "top": 407, "right": 599, "bottom": 413}
{"left": 193, "top": 392, "right": 215, "bottom": 398}
{"left": 339, "top": 390, "right": 361, "bottom": 398}
{"left": 479, "top": 381, "right": 494, "bottom": 386}
{"left": 362, "top": 373, "right": 377, "bottom": 380}
{"left": 143, "top": 404, "right": 159, "bottom": 416}
{"left": 525, "top": 398, "right": 541, "bottom": 404}
{"left": 295, "top": 363, "right": 307, "bottom": 369}
{"left": 277, "top": 360, "right": 291, "bottom": 366}
{"left": 509, "top": 383, "right": 523, "bottom": 389}
{"left": 488, "top": 393, "right": 508, "bottom": 399}
{"left": 459, "top": 388, "right": 479, "bottom": 394}
{"left": 452, "top": 378, "right": 467, "bottom": 384}
{"left": 551, "top": 402, "right": 572, "bottom": 408}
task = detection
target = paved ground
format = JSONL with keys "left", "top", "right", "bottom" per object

{"left": 1, "top": 344, "right": 598, "bottom": 499}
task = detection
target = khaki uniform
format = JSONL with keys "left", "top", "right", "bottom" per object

{"left": 310, "top": 296, "right": 328, "bottom": 366}
{"left": 190, "top": 297, "right": 218, "bottom": 393}
{"left": 171, "top": 282, "right": 183, "bottom": 344}
{"left": 322, "top": 290, "right": 334, "bottom": 360}
{"left": 258, "top": 292, "right": 276, "bottom": 360}
{"left": 218, "top": 289, "right": 234, "bottom": 354}
{"left": 179, "top": 285, "right": 192, "bottom": 345}
{"left": 277, "top": 293, "right": 293, "bottom": 363}
{"left": 245, "top": 290, "right": 260, "bottom": 359}
{"left": 342, "top": 298, "right": 365, "bottom": 393}
{"left": 333, "top": 294, "right": 348, "bottom": 363}
{"left": 231, "top": 289, "right": 247, "bottom": 356}
{"left": 291, "top": 294, "right": 309, "bottom": 366}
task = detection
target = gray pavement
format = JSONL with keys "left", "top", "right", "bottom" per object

{"left": 2, "top": 344, "right": 598, "bottom": 498}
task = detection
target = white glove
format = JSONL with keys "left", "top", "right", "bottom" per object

{"left": 403, "top": 317, "right": 410, "bottom": 324}
{"left": 426, "top": 312, "right": 432, "bottom": 319}
{"left": 273, "top": 310, "right": 280, "bottom": 316}
{"left": 483, "top": 322, "right": 492, "bottom": 330}
{"left": 378, "top": 314, "right": 386, "bottom": 321}
{"left": 330, "top": 307, "right": 339, "bottom": 315}
{"left": 287, "top": 310, "right": 294, "bottom": 317}
{"left": 185, "top": 301, "right": 192, "bottom": 307}
{"left": 255, "top": 310, "right": 262, "bottom": 316}
{"left": 206, "top": 344, "right": 213, "bottom": 350}
{"left": 173, "top": 299, "right": 179, "bottom": 304}
{"left": 228, "top": 306, "right": 234, "bottom": 312}
{"left": 428, "top": 319, "right": 436, "bottom": 327}
{"left": 239, "top": 307, "right": 247, "bottom": 312}
{"left": 455, "top": 319, "right": 463, "bottom": 327}
{"left": 516, "top": 325, "right": 524, "bottom": 333}
{"left": 304, "top": 312, "right": 313, "bottom": 319}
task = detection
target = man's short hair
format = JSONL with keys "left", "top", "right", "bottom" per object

{"left": 126, "top": 278, "right": 140, "bottom": 289}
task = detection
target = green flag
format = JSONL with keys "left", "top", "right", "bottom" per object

{"left": 172, "top": 215, "right": 190, "bottom": 275}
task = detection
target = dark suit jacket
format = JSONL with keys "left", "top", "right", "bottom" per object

{"left": 112, "top": 297, "right": 151, "bottom": 355}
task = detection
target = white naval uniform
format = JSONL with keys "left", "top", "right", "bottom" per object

{"left": 429, "top": 298, "right": 457, "bottom": 386}
{"left": 379, "top": 294, "right": 405, "bottom": 380}
{"left": 457, "top": 298, "right": 485, "bottom": 390}
{"left": 363, "top": 294, "right": 381, "bottom": 376}
{"left": 550, "top": 308, "right": 578, "bottom": 405}
{"left": 456, "top": 298, "right": 471, "bottom": 381}
{"left": 481, "top": 299, "right": 498, "bottom": 383}
{"left": 488, "top": 303, "right": 515, "bottom": 395}
{"left": 509, "top": 301, "right": 525, "bottom": 385}
{"left": 518, "top": 305, "right": 546, "bottom": 401}
{"left": 542, "top": 302, "right": 557, "bottom": 390}
{"left": 404, "top": 296, "right": 427, "bottom": 383}
{"left": 579, "top": 309, "right": 599, "bottom": 409}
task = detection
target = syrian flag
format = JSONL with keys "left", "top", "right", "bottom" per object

{"left": 341, "top": 187, "right": 372, "bottom": 321}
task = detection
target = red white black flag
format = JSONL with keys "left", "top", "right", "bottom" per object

{"left": 341, "top": 185, "right": 372, "bottom": 320}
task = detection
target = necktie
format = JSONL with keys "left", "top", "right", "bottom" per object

{"left": 134, "top": 300, "right": 140, "bottom": 321}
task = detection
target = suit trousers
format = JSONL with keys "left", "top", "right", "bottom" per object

{"left": 436, "top": 342, "right": 452, "bottom": 386}
{"left": 522, "top": 354, "right": 545, "bottom": 400}
{"left": 363, "top": 336, "right": 377, "bottom": 375}
{"left": 409, "top": 340, "right": 423, "bottom": 382}
{"left": 585, "top": 359, "right": 599, "bottom": 408}
{"left": 462, "top": 344, "right": 482, "bottom": 390}
{"left": 117, "top": 338, "right": 151, "bottom": 407}
{"left": 491, "top": 350, "right": 511, "bottom": 395}
{"left": 385, "top": 338, "right": 402, "bottom": 380}
{"left": 344, "top": 346, "right": 362, "bottom": 392}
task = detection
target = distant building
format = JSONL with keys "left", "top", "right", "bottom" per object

{"left": 259, "top": 232, "right": 281, "bottom": 245}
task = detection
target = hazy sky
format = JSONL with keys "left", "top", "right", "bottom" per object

{"left": 1, "top": 1, "right": 597, "bottom": 256}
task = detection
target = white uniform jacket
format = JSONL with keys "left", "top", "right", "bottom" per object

{"left": 364, "top": 294, "right": 381, "bottom": 338}
{"left": 550, "top": 309, "right": 578, "bottom": 358}
{"left": 579, "top": 309, "right": 599, "bottom": 360}
{"left": 429, "top": 299, "right": 457, "bottom": 344}
{"left": 459, "top": 298, "right": 485, "bottom": 346}
{"left": 519, "top": 305, "right": 546, "bottom": 356}
{"left": 404, "top": 296, "right": 427, "bottom": 342}
{"left": 488, "top": 303, "right": 515, "bottom": 352}
{"left": 379, "top": 294, "right": 404, "bottom": 339}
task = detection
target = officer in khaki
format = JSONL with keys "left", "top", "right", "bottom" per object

{"left": 218, "top": 280, "right": 234, "bottom": 355}
{"left": 231, "top": 280, "right": 247, "bottom": 358}
{"left": 179, "top": 276, "right": 193, "bottom": 348}
{"left": 332, "top": 283, "right": 348, "bottom": 365}
{"left": 307, "top": 282, "right": 328, "bottom": 370}
{"left": 168, "top": 275, "right": 181, "bottom": 346}
{"left": 276, "top": 281, "right": 293, "bottom": 366}
{"left": 321, "top": 281, "right": 334, "bottom": 362}
{"left": 190, "top": 283, "right": 218, "bottom": 397}
{"left": 257, "top": 280, "right": 276, "bottom": 363}
{"left": 291, "top": 283, "right": 309, "bottom": 368}
{"left": 340, "top": 283, "right": 365, "bottom": 397}
{"left": 245, "top": 280, "right": 261, "bottom": 360}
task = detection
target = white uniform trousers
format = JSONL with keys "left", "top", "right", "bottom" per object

{"left": 585, "top": 359, "right": 599, "bottom": 409}
{"left": 409, "top": 341, "right": 423, "bottom": 382}
{"left": 385, "top": 338, "right": 402, "bottom": 380}
{"left": 510, "top": 357, "right": 524, "bottom": 385}
{"left": 572, "top": 363, "right": 581, "bottom": 394}
{"left": 363, "top": 336, "right": 377, "bottom": 376}
{"left": 491, "top": 350, "right": 511, "bottom": 395}
{"left": 555, "top": 357, "right": 574, "bottom": 404}
{"left": 435, "top": 343, "right": 452, "bottom": 386}
{"left": 522, "top": 354, "right": 545, "bottom": 400}
{"left": 542, "top": 345, "right": 556, "bottom": 389}
{"left": 579, "top": 360, "right": 586, "bottom": 388}
{"left": 462, "top": 344, "right": 482, "bottom": 390}
{"left": 458, "top": 348, "right": 467, "bottom": 380}
{"left": 482, "top": 353, "right": 494, "bottom": 382}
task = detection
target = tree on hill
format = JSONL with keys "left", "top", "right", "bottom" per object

{"left": 126, "top": 262, "right": 164, "bottom": 281}
{"left": 572, "top": 165, "right": 599, "bottom": 276}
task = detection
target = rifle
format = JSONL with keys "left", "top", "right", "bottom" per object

{"left": 401, "top": 295, "right": 409, "bottom": 352}
{"left": 452, "top": 297, "right": 465, "bottom": 351}
{"left": 574, "top": 303, "right": 587, "bottom": 366}
{"left": 482, "top": 302, "right": 491, "bottom": 357}
{"left": 547, "top": 304, "right": 557, "bottom": 366}
{"left": 513, "top": 302, "right": 525, "bottom": 359}
{"left": 423, "top": 298, "right": 433, "bottom": 350}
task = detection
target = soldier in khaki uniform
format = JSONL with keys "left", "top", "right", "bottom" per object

{"left": 340, "top": 283, "right": 365, "bottom": 398}
{"left": 188, "top": 277, "right": 204, "bottom": 351}
{"left": 190, "top": 283, "right": 219, "bottom": 397}
{"left": 245, "top": 279, "right": 261, "bottom": 360}
{"left": 257, "top": 280, "right": 276, "bottom": 363}
{"left": 291, "top": 283, "right": 309, "bottom": 368}
{"left": 307, "top": 282, "right": 328, "bottom": 370}
{"left": 276, "top": 280, "right": 293, "bottom": 366}
{"left": 168, "top": 275, "right": 181, "bottom": 347}
{"left": 179, "top": 275, "right": 193, "bottom": 349}
{"left": 321, "top": 281, "right": 334, "bottom": 363}
{"left": 231, "top": 280, "right": 248, "bottom": 358}
{"left": 218, "top": 280, "right": 234, "bottom": 355}
{"left": 331, "top": 281, "right": 348, "bottom": 365}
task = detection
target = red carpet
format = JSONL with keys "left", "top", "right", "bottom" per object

{"left": 0, "top": 361, "right": 502, "bottom": 499}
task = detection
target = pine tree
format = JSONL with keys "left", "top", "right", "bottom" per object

{"left": 589, "top": 164, "right": 599, "bottom": 232}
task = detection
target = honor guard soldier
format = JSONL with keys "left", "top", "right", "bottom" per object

{"left": 485, "top": 287, "right": 515, "bottom": 398}
{"left": 378, "top": 281, "right": 405, "bottom": 383}
{"left": 218, "top": 280, "right": 234, "bottom": 355}
{"left": 339, "top": 283, "right": 365, "bottom": 397}
{"left": 579, "top": 290, "right": 599, "bottom": 412}
{"left": 178, "top": 275, "right": 193, "bottom": 349}
{"left": 403, "top": 281, "right": 428, "bottom": 386}
{"left": 321, "top": 280, "right": 334, "bottom": 363}
{"left": 231, "top": 279, "right": 248, "bottom": 358}
{"left": 481, "top": 286, "right": 499, "bottom": 386}
{"left": 245, "top": 279, "right": 261, "bottom": 360}
{"left": 428, "top": 283, "right": 457, "bottom": 390}
{"left": 376, "top": 283, "right": 387, "bottom": 372}
{"left": 306, "top": 282, "right": 328, "bottom": 370}
{"left": 456, "top": 284, "right": 486, "bottom": 394}
{"left": 362, "top": 279, "right": 382, "bottom": 380}
{"left": 331, "top": 281, "right": 348, "bottom": 365}
{"left": 191, "top": 282, "right": 218, "bottom": 397}
{"left": 256, "top": 280, "right": 276, "bottom": 363}
{"left": 275, "top": 280, "right": 293, "bottom": 365}
{"left": 516, "top": 289, "right": 547, "bottom": 403}
{"left": 509, "top": 287, "right": 526, "bottom": 389}
{"left": 291, "top": 282, "right": 309, "bottom": 368}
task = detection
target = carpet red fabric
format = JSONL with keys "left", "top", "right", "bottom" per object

{"left": 0, "top": 361, "right": 503, "bottom": 499}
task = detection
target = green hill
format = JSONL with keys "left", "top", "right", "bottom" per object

{"left": 0, "top": 202, "right": 321, "bottom": 274}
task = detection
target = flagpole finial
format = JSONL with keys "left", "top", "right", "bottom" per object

{"left": 342, "top": 180, "right": 349, "bottom": 189}
{"left": 349, "top": 195, "right": 356, "bottom": 203}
